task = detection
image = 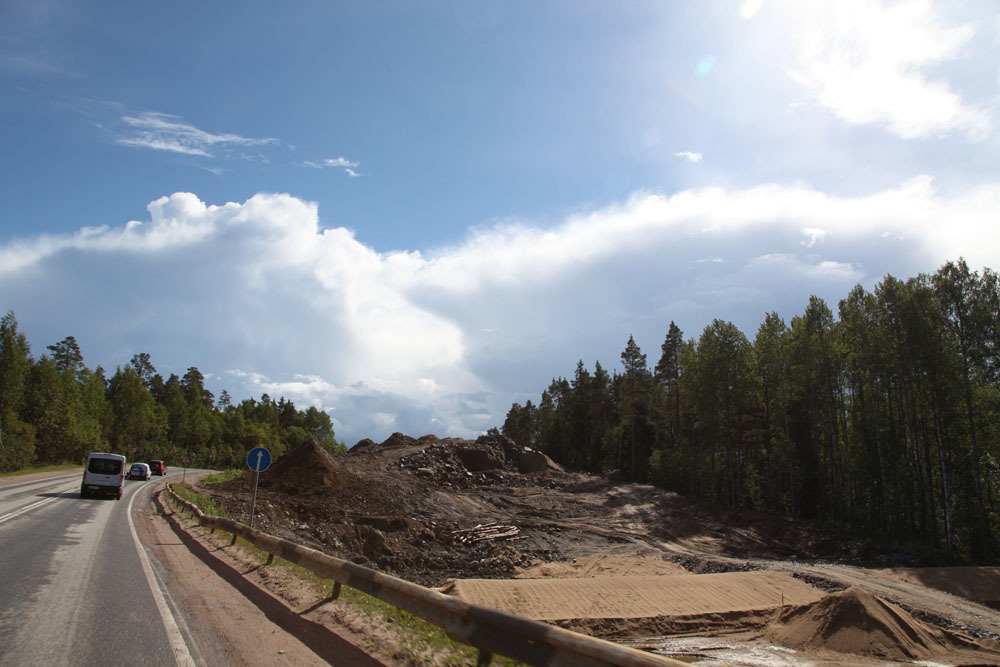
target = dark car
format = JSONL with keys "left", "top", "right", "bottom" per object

{"left": 149, "top": 460, "right": 167, "bottom": 476}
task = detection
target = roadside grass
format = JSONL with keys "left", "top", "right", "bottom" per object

{"left": 200, "top": 469, "right": 244, "bottom": 485}
{"left": 0, "top": 463, "right": 80, "bottom": 478}
{"left": 166, "top": 482, "right": 526, "bottom": 666}
{"left": 171, "top": 482, "right": 226, "bottom": 517}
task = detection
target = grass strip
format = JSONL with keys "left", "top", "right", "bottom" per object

{"left": 200, "top": 469, "right": 244, "bottom": 485}
{"left": 0, "top": 463, "right": 80, "bottom": 478}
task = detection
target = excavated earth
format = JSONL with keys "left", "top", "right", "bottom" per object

{"left": 206, "top": 434, "right": 1000, "bottom": 665}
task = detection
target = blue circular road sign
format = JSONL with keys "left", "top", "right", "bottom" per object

{"left": 246, "top": 446, "right": 272, "bottom": 472}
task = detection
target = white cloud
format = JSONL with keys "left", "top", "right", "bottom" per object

{"left": 117, "top": 111, "right": 277, "bottom": 157}
{"left": 2, "top": 177, "right": 998, "bottom": 443}
{"left": 789, "top": 0, "right": 991, "bottom": 140}
{"left": 673, "top": 151, "right": 703, "bottom": 163}
{"left": 801, "top": 228, "right": 827, "bottom": 247}
{"left": 748, "top": 253, "right": 861, "bottom": 281}
{"left": 304, "top": 156, "right": 362, "bottom": 177}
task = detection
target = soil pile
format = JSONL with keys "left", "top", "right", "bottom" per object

{"left": 257, "top": 439, "right": 359, "bottom": 493}
{"left": 769, "top": 587, "right": 976, "bottom": 661}
{"left": 206, "top": 433, "right": 570, "bottom": 585}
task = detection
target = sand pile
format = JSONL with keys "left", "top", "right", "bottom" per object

{"left": 769, "top": 586, "right": 975, "bottom": 661}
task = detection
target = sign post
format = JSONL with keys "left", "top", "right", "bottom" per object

{"left": 246, "top": 446, "right": 272, "bottom": 529}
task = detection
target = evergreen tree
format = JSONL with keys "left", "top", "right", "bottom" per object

{"left": 0, "top": 312, "right": 35, "bottom": 470}
{"left": 130, "top": 353, "right": 157, "bottom": 388}
{"left": 47, "top": 336, "right": 84, "bottom": 380}
{"left": 754, "top": 312, "right": 794, "bottom": 514}
{"left": 933, "top": 259, "right": 994, "bottom": 558}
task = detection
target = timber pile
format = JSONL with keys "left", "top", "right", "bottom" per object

{"left": 452, "top": 522, "right": 520, "bottom": 544}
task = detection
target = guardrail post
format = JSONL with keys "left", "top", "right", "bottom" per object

{"left": 330, "top": 582, "right": 342, "bottom": 600}
{"left": 230, "top": 533, "right": 238, "bottom": 546}
{"left": 476, "top": 649, "right": 493, "bottom": 666}
{"left": 266, "top": 553, "right": 274, "bottom": 565}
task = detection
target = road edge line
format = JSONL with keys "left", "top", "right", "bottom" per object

{"left": 127, "top": 484, "right": 196, "bottom": 667}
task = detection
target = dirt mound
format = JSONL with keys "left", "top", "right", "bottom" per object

{"left": 390, "top": 433, "right": 563, "bottom": 489}
{"left": 257, "top": 440, "right": 354, "bottom": 493}
{"left": 769, "top": 586, "right": 976, "bottom": 661}
{"left": 378, "top": 432, "right": 420, "bottom": 448}
{"left": 205, "top": 434, "right": 575, "bottom": 585}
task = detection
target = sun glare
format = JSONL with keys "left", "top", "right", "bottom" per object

{"left": 740, "top": 0, "right": 764, "bottom": 20}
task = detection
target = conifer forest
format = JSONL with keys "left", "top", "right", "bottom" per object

{"left": 503, "top": 259, "right": 1000, "bottom": 561}
{"left": 0, "top": 316, "right": 342, "bottom": 474}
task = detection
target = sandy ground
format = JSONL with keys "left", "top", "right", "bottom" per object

{"left": 441, "top": 571, "right": 824, "bottom": 620}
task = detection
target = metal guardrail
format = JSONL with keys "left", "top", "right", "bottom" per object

{"left": 165, "top": 484, "right": 685, "bottom": 666}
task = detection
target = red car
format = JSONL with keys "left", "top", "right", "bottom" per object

{"left": 149, "top": 459, "right": 167, "bottom": 476}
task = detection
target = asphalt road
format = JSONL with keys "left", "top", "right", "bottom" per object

{"left": 0, "top": 468, "right": 198, "bottom": 666}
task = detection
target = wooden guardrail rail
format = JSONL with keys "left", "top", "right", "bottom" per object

{"left": 165, "top": 484, "right": 685, "bottom": 666}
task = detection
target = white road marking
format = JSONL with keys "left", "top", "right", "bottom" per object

{"left": 127, "top": 486, "right": 196, "bottom": 667}
{"left": 0, "top": 496, "right": 60, "bottom": 524}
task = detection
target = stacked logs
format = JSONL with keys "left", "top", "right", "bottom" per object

{"left": 452, "top": 521, "right": 520, "bottom": 544}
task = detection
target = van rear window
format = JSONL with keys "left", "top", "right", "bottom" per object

{"left": 88, "top": 458, "right": 122, "bottom": 475}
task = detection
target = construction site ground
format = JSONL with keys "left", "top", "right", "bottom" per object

{"left": 196, "top": 434, "right": 1000, "bottom": 666}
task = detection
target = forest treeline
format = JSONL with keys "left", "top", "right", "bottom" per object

{"left": 502, "top": 259, "right": 999, "bottom": 561}
{"left": 0, "top": 314, "right": 342, "bottom": 472}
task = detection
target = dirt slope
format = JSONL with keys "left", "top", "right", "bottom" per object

{"left": 205, "top": 434, "right": 1000, "bottom": 665}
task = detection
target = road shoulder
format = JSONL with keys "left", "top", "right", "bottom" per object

{"left": 133, "top": 483, "right": 394, "bottom": 666}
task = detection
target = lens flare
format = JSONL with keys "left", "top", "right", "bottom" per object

{"left": 695, "top": 55, "right": 715, "bottom": 78}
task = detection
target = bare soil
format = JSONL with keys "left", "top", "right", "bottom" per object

{"left": 199, "top": 434, "right": 1000, "bottom": 666}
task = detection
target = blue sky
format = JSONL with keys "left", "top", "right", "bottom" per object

{"left": 2, "top": 0, "right": 999, "bottom": 444}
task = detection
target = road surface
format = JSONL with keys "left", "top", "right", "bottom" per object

{"left": 0, "top": 468, "right": 196, "bottom": 666}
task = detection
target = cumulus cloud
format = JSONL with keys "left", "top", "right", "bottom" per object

{"left": 117, "top": 112, "right": 277, "bottom": 157}
{"left": 2, "top": 177, "right": 998, "bottom": 443}
{"left": 790, "top": 0, "right": 991, "bottom": 140}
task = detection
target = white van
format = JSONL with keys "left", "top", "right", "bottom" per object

{"left": 81, "top": 452, "right": 127, "bottom": 500}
